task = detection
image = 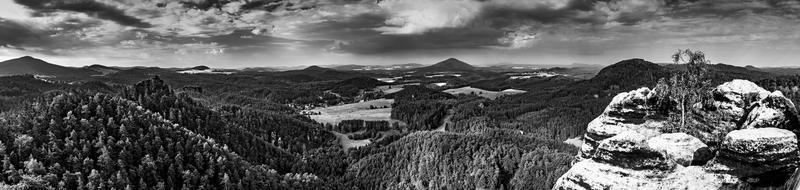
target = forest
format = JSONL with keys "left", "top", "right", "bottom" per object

{"left": 0, "top": 56, "right": 797, "bottom": 189}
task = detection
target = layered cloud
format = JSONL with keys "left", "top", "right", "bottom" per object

{"left": 1, "top": 0, "right": 799, "bottom": 67}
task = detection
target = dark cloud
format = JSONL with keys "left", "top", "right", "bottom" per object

{"left": 480, "top": 0, "right": 659, "bottom": 27}
{"left": 0, "top": 20, "right": 41, "bottom": 47}
{"left": 0, "top": 16, "right": 105, "bottom": 55}
{"left": 297, "top": 13, "right": 387, "bottom": 40}
{"left": 336, "top": 27, "right": 504, "bottom": 54}
{"left": 14, "top": 0, "right": 151, "bottom": 27}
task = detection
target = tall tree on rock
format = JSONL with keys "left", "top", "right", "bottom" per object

{"left": 655, "top": 49, "right": 712, "bottom": 130}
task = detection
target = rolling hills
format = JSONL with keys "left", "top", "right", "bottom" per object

{"left": 0, "top": 56, "right": 98, "bottom": 78}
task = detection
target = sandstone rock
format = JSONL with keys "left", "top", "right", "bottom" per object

{"left": 686, "top": 80, "right": 772, "bottom": 149}
{"left": 743, "top": 91, "right": 800, "bottom": 131}
{"left": 553, "top": 160, "right": 744, "bottom": 190}
{"left": 647, "top": 133, "right": 712, "bottom": 166}
{"left": 661, "top": 166, "right": 746, "bottom": 190}
{"left": 552, "top": 160, "right": 652, "bottom": 190}
{"left": 559, "top": 80, "right": 800, "bottom": 189}
{"left": 604, "top": 87, "right": 654, "bottom": 122}
{"left": 593, "top": 131, "right": 673, "bottom": 170}
{"left": 579, "top": 88, "right": 665, "bottom": 159}
{"left": 713, "top": 79, "right": 770, "bottom": 107}
{"left": 564, "top": 136, "right": 583, "bottom": 149}
{"left": 715, "top": 128, "right": 799, "bottom": 176}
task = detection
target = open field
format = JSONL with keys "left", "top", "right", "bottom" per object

{"left": 443, "top": 86, "right": 526, "bottom": 100}
{"left": 331, "top": 131, "right": 371, "bottom": 149}
{"left": 308, "top": 98, "right": 405, "bottom": 125}
{"left": 374, "top": 83, "right": 420, "bottom": 94}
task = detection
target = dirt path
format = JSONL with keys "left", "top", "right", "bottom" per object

{"left": 435, "top": 109, "right": 454, "bottom": 132}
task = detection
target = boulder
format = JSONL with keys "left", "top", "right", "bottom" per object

{"left": 579, "top": 88, "right": 665, "bottom": 159}
{"left": 743, "top": 91, "right": 800, "bottom": 131}
{"left": 687, "top": 80, "right": 771, "bottom": 149}
{"left": 553, "top": 160, "right": 744, "bottom": 190}
{"left": 647, "top": 133, "right": 713, "bottom": 166}
{"left": 713, "top": 79, "right": 770, "bottom": 108}
{"left": 715, "top": 128, "right": 799, "bottom": 177}
{"left": 593, "top": 131, "right": 673, "bottom": 170}
{"left": 603, "top": 87, "right": 654, "bottom": 122}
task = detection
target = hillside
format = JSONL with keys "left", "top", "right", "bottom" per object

{"left": 0, "top": 90, "right": 331, "bottom": 189}
{"left": 329, "top": 77, "right": 389, "bottom": 97}
{"left": 83, "top": 64, "right": 121, "bottom": 76}
{"left": 0, "top": 56, "right": 98, "bottom": 79}
{"left": 663, "top": 63, "right": 775, "bottom": 83}
{"left": 346, "top": 130, "right": 576, "bottom": 189}
{"left": 414, "top": 58, "right": 476, "bottom": 72}
{"left": 275, "top": 66, "right": 383, "bottom": 82}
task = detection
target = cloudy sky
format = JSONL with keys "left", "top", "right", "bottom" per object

{"left": 0, "top": 0, "right": 799, "bottom": 68}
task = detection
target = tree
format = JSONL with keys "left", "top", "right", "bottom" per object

{"left": 657, "top": 49, "right": 712, "bottom": 131}
{"left": 24, "top": 156, "right": 45, "bottom": 175}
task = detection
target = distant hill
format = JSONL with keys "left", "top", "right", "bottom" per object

{"left": 303, "top": 65, "right": 328, "bottom": 71}
{"left": 329, "top": 77, "right": 389, "bottom": 97}
{"left": 664, "top": 63, "right": 775, "bottom": 83}
{"left": 186, "top": 65, "right": 211, "bottom": 71}
{"left": 591, "top": 58, "right": 672, "bottom": 89}
{"left": 83, "top": 64, "right": 121, "bottom": 76}
{"left": 330, "top": 63, "right": 425, "bottom": 71}
{"left": 559, "top": 58, "right": 672, "bottom": 96}
{"left": 275, "top": 66, "right": 384, "bottom": 82}
{"left": 0, "top": 56, "right": 98, "bottom": 78}
{"left": 384, "top": 85, "right": 455, "bottom": 101}
{"left": 415, "top": 58, "right": 476, "bottom": 72}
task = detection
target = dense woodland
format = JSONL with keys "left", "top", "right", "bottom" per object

{"left": 0, "top": 56, "right": 798, "bottom": 189}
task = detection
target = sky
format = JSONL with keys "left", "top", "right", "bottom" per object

{"left": 0, "top": 0, "right": 799, "bottom": 68}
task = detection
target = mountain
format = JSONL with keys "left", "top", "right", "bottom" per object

{"left": 415, "top": 58, "right": 476, "bottom": 72}
{"left": 559, "top": 58, "right": 672, "bottom": 96}
{"left": 0, "top": 56, "right": 98, "bottom": 78}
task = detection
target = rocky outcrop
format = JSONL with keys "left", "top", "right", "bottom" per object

{"left": 554, "top": 79, "right": 800, "bottom": 190}
{"left": 713, "top": 79, "right": 770, "bottom": 109}
{"left": 647, "top": 133, "right": 712, "bottom": 166}
{"left": 690, "top": 80, "right": 772, "bottom": 148}
{"left": 593, "top": 131, "right": 673, "bottom": 170}
{"left": 713, "top": 128, "right": 798, "bottom": 176}
{"left": 553, "top": 160, "right": 744, "bottom": 190}
{"left": 579, "top": 88, "right": 666, "bottom": 160}
{"left": 743, "top": 91, "right": 800, "bottom": 131}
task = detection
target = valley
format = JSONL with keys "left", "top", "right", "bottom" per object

{"left": 0, "top": 55, "right": 799, "bottom": 189}
{"left": 2, "top": 1, "right": 796, "bottom": 189}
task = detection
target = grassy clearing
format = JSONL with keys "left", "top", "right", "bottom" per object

{"left": 443, "top": 86, "right": 526, "bottom": 100}
{"left": 308, "top": 98, "right": 404, "bottom": 125}
{"left": 374, "top": 83, "right": 420, "bottom": 94}
{"left": 331, "top": 131, "right": 371, "bottom": 150}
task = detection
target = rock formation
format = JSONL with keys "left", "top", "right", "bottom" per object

{"left": 554, "top": 79, "right": 800, "bottom": 189}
